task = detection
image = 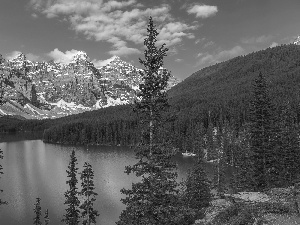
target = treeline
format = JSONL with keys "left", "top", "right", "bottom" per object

{"left": 43, "top": 118, "right": 139, "bottom": 146}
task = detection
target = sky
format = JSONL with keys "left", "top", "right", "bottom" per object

{"left": 0, "top": 0, "right": 300, "bottom": 80}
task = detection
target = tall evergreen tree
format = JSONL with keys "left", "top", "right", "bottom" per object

{"left": 33, "top": 197, "right": 42, "bottom": 225}
{"left": 118, "top": 17, "right": 194, "bottom": 225}
{"left": 44, "top": 209, "right": 50, "bottom": 225}
{"left": 230, "top": 124, "right": 255, "bottom": 192}
{"left": 185, "top": 160, "right": 211, "bottom": 211}
{"left": 272, "top": 102, "right": 300, "bottom": 186}
{"left": 249, "top": 72, "right": 275, "bottom": 191}
{"left": 80, "top": 162, "right": 99, "bottom": 225}
{"left": 62, "top": 150, "right": 80, "bottom": 225}
{"left": 0, "top": 148, "right": 7, "bottom": 205}
{"left": 212, "top": 132, "right": 227, "bottom": 198}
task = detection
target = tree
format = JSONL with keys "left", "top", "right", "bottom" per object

{"left": 0, "top": 148, "right": 7, "bottom": 205}
{"left": 33, "top": 198, "right": 42, "bottom": 225}
{"left": 185, "top": 160, "right": 211, "bottom": 211}
{"left": 212, "top": 132, "right": 227, "bottom": 198}
{"left": 230, "top": 124, "right": 255, "bottom": 192}
{"left": 117, "top": 17, "right": 194, "bottom": 225}
{"left": 249, "top": 72, "right": 275, "bottom": 191}
{"left": 80, "top": 162, "right": 99, "bottom": 225}
{"left": 62, "top": 150, "right": 80, "bottom": 225}
{"left": 272, "top": 101, "right": 300, "bottom": 186}
{"left": 44, "top": 209, "right": 50, "bottom": 225}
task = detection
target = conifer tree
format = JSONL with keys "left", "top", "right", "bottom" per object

{"left": 80, "top": 162, "right": 99, "bottom": 225}
{"left": 118, "top": 17, "right": 194, "bottom": 225}
{"left": 44, "top": 209, "right": 50, "bottom": 225}
{"left": 272, "top": 102, "right": 300, "bottom": 186}
{"left": 185, "top": 160, "right": 211, "bottom": 211}
{"left": 249, "top": 72, "right": 274, "bottom": 191}
{"left": 212, "top": 131, "right": 227, "bottom": 197}
{"left": 33, "top": 197, "right": 42, "bottom": 225}
{"left": 62, "top": 150, "right": 80, "bottom": 225}
{"left": 0, "top": 148, "right": 7, "bottom": 205}
{"left": 230, "top": 124, "right": 255, "bottom": 192}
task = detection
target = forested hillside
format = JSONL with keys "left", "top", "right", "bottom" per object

{"left": 168, "top": 44, "right": 300, "bottom": 123}
{"left": 1, "top": 44, "right": 300, "bottom": 147}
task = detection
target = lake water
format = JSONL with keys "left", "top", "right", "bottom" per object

{"left": 0, "top": 138, "right": 216, "bottom": 225}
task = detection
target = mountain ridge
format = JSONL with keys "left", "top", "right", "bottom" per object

{"left": 0, "top": 51, "right": 179, "bottom": 119}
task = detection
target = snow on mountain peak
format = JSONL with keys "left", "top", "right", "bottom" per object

{"left": 11, "top": 52, "right": 26, "bottom": 61}
{"left": 293, "top": 35, "right": 300, "bottom": 45}
{"left": 111, "top": 55, "right": 121, "bottom": 61}
{"left": 71, "top": 51, "right": 90, "bottom": 63}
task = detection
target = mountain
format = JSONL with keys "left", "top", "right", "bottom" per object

{"left": 293, "top": 35, "right": 300, "bottom": 45}
{"left": 0, "top": 52, "right": 179, "bottom": 119}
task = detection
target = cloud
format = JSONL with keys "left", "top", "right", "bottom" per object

{"left": 157, "top": 22, "right": 197, "bottom": 46}
{"left": 6, "top": 51, "right": 41, "bottom": 61}
{"left": 47, "top": 48, "right": 82, "bottom": 64}
{"left": 29, "top": 0, "right": 198, "bottom": 56}
{"left": 195, "top": 38, "right": 206, "bottom": 44}
{"left": 269, "top": 42, "right": 278, "bottom": 48}
{"left": 175, "top": 58, "right": 183, "bottom": 62}
{"left": 203, "top": 41, "right": 214, "bottom": 48}
{"left": 6, "top": 51, "right": 22, "bottom": 60}
{"left": 27, "top": 53, "right": 41, "bottom": 61}
{"left": 31, "top": 13, "right": 38, "bottom": 18}
{"left": 47, "top": 48, "right": 132, "bottom": 67}
{"left": 187, "top": 4, "right": 218, "bottom": 18}
{"left": 92, "top": 55, "right": 118, "bottom": 67}
{"left": 241, "top": 35, "right": 273, "bottom": 44}
{"left": 196, "top": 46, "right": 245, "bottom": 68}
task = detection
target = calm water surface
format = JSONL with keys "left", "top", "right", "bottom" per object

{"left": 0, "top": 138, "right": 214, "bottom": 225}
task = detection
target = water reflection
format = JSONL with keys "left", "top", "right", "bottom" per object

{"left": 0, "top": 140, "right": 199, "bottom": 225}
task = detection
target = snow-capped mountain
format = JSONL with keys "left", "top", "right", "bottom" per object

{"left": 293, "top": 35, "right": 300, "bottom": 45}
{"left": 0, "top": 52, "right": 180, "bottom": 119}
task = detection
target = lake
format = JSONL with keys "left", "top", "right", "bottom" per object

{"left": 0, "top": 138, "right": 216, "bottom": 225}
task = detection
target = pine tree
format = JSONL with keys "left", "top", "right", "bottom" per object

{"left": 80, "top": 162, "right": 99, "bottom": 225}
{"left": 117, "top": 17, "right": 195, "bottom": 225}
{"left": 230, "top": 124, "right": 255, "bottom": 192}
{"left": 249, "top": 72, "right": 275, "bottom": 191}
{"left": 0, "top": 148, "right": 7, "bottom": 205}
{"left": 272, "top": 102, "right": 300, "bottom": 186}
{"left": 62, "top": 150, "right": 80, "bottom": 225}
{"left": 212, "top": 132, "right": 227, "bottom": 198}
{"left": 44, "top": 209, "right": 50, "bottom": 225}
{"left": 33, "top": 197, "right": 42, "bottom": 225}
{"left": 185, "top": 160, "right": 211, "bottom": 211}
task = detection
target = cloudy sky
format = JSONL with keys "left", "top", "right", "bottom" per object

{"left": 1, "top": 0, "right": 300, "bottom": 80}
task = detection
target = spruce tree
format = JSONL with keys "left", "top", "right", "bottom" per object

{"left": 272, "top": 102, "right": 300, "bottom": 186}
{"left": 117, "top": 17, "right": 194, "bottom": 225}
{"left": 80, "top": 162, "right": 99, "bottom": 225}
{"left": 230, "top": 124, "right": 255, "bottom": 192}
{"left": 212, "top": 132, "right": 227, "bottom": 198}
{"left": 62, "top": 150, "right": 80, "bottom": 225}
{"left": 44, "top": 209, "right": 50, "bottom": 225}
{"left": 33, "top": 197, "right": 42, "bottom": 225}
{"left": 0, "top": 148, "right": 7, "bottom": 205}
{"left": 185, "top": 160, "right": 211, "bottom": 211}
{"left": 249, "top": 72, "right": 274, "bottom": 191}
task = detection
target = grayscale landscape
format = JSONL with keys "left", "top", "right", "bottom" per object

{"left": 1, "top": 0, "right": 300, "bottom": 225}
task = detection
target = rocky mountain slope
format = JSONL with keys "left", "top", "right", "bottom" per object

{"left": 293, "top": 35, "right": 300, "bottom": 45}
{"left": 0, "top": 52, "right": 179, "bottom": 119}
